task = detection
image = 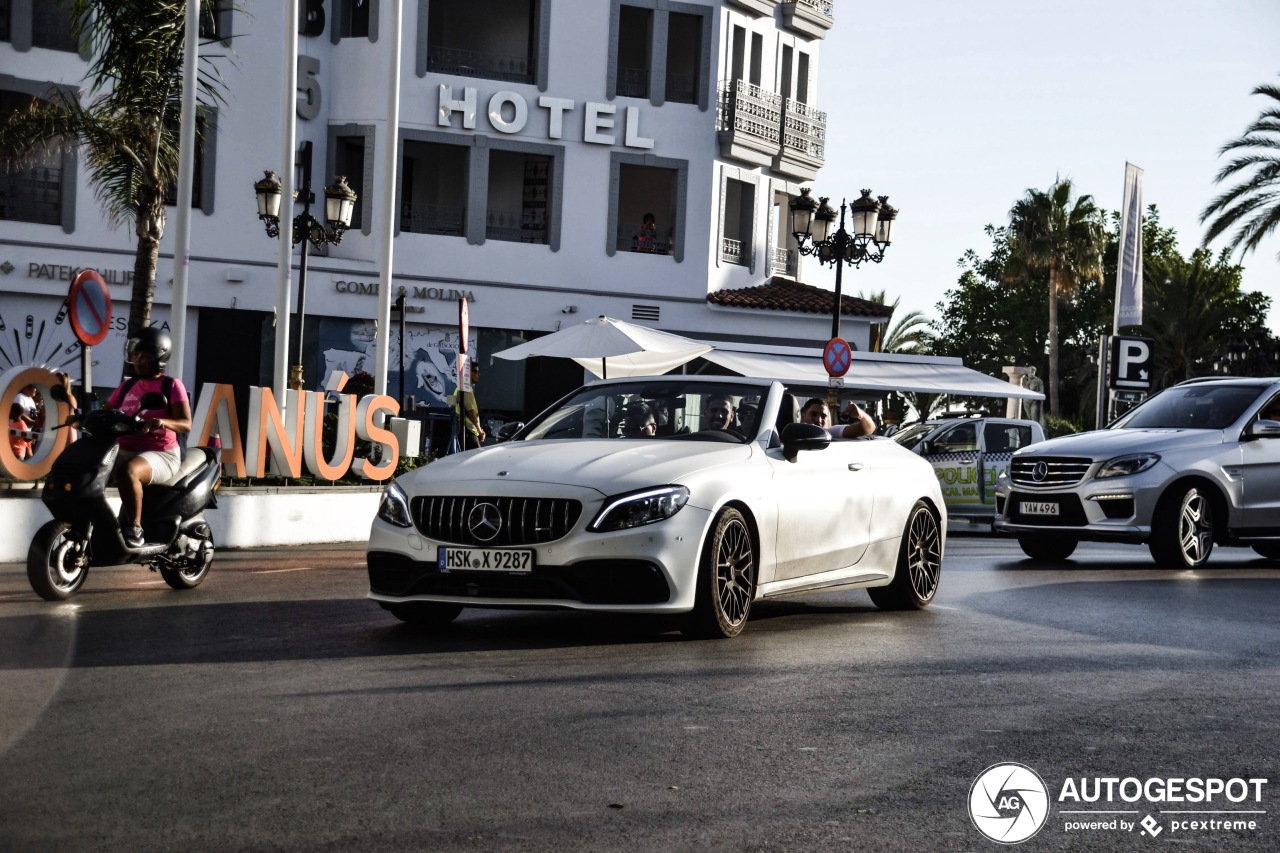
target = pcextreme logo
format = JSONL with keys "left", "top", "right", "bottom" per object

{"left": 969, "top": 764, "right": 1269, "bottom": 844}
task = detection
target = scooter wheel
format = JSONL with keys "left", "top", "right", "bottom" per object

{"left": 159, "top": 532, "right": 214, "bottom": 590}
{"left": 27, "top": 521, "right": 89, "bottom": 601}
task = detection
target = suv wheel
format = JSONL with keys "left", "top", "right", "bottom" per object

{"left": 1017, "top": 536, "right": 1077, "bottom": 562}
{"left": 1149, "top": 485, "right": 1214, "bottom": 569}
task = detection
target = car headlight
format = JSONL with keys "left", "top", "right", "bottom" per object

{"left": 1096, "top": 453, "right": 1160, "bottom": 479}
{"left": 589, "top": 486, "right": 690, "bottom": 532}
{"left": 376, "top": 481, "right": 413, "bottom": 528}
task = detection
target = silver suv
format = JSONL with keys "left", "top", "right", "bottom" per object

{"left": 994, "top": 377, "right": 1280, "bottom": 568}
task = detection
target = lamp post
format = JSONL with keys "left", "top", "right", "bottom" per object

{"left": 790, "top": 186, "right": 899, "bottom": 409}
{"left": 254, "top": 141, "right": 357, "bottom": 389}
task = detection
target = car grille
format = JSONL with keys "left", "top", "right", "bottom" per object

{"left": 1010, "top": 457, "right": 1093, "bottom": 487}
{"left": 411, "top": 496, "right": 582, "bottom": 546}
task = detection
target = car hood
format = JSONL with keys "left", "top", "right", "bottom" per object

{"left": 1014, "top": 427, "right": 1226, "bottom": 459}
{"left": 402, "top": 439, "right": 754, "bottom": 496}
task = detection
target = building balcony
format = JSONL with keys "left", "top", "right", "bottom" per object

{"left": 775, "top": 97, "right": 826, "bottom": 180}
{"left": 726, "top": 0, "right": 780, "bottom": 16}
{"left": 400, "top": 202, "right": 465, "bottom": 236}
{"left": 781, "top": 0, "right": 834, "bottom": 40}
{"left": 770, "top": 246, "right": 797, "bottom": 277}
{"left": 721, "top": 237, "right": 748, "bottom": 266}
{"left": 717, "top": 81, "right": 826, "bottom": 178}
{"left": 716, "top": 79, "right": 782, "bottom": 169}
{"left": 426, "top": 45, "right": 533, "bottom": 85}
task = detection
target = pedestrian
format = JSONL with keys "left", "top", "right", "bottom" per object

{"left": 8, "top": 403, "right": 32, "bottom": 460}
{"left": 636, "top": 212, "right": 657, "bottom": 252}
{"left": 456, "top": 360, "right": 485, "bottom": 450}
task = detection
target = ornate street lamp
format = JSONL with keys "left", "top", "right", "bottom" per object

{"left": 254, "top": 141, "right": 357, "bottom": 389}
{"left": 790, "top": 186, "right": 899, "bottom": 410}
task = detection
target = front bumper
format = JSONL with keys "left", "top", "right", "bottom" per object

{"left": 366, "top": 502, "right": 713, "bottom": 613}
{"left": 993, "top": 475, "right": 1167, "bottom": 543}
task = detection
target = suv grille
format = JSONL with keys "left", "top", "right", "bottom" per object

{"left": 411, "top": 496, "right": 582, "bottom": 546}
{"left": 1010, "top": 457, "right": 1093, "bottom": 487}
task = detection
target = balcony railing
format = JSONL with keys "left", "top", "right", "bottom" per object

{"left": 665, "top": 72, "right": 697, "bottom": 105}
{"left": 427, "top": 45, "right": 532, "bottom": 84}
{"left": 782, "top": 98, "right": 827, "bottom": 163}
{"left": 781, "top": 0, "right": 834, "bottom": 39}
{"left": 770, "top": 246, "right": 797, "bottom": 277}
{"left": 721, "top": 237, "right": 747, "bottom": 266}
{"left": 617, "top": 66, "right": 648, "bottom": 98}
{"left": 716, "top": 79, "right": 782, "bottom": 146}
{"left": 487, "top": 209, "right": 547, "bottom": 245}
{"left": 0, "top": 166, "right": 62, "bottom": 225}
{"left": 401, "top": 202, "right": 465, "bottom": 236}
{"left": 618, "top": 232, "right": 672, "bottom": 255}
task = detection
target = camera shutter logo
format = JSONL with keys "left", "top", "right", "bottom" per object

{"left": 969, "top": 763, "right": 1050, "bottom": 844}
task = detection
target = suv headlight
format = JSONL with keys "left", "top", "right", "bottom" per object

{"left": 1096, "top": 453, "right": 1160, "bottom": 479}
{"left": 589, "top": 486, "right": 690, "bottom": 532}
{"left": 377, "top": 481, "right": 413, "bottom": 528}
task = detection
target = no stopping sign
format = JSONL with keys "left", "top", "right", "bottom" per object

{"left": 68, "top": 269, "right": 112, "bottom": 346}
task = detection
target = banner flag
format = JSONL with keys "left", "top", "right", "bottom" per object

{"left": 1114, "top": 162, "right": 1144, "bottom": 329}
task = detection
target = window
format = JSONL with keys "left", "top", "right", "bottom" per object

{"left": 199, "top": 0, "right": 233, "bottom": 43}
{"left": 664, "top": 12, "right": 701, "bottom": 105}
{"left": 339, "top": 0, "right": 370, "bottom": 40}
{"left": 161, "top": 110, "right": 217, "bottom": 214}
{"left": 400, "top": 141, "right": 469, "bottom": 236}
{"left": 615, "top": 6, "right": 652, "bottom": 99}
{"left": 332, "top": 135, "right": 368, "bottom": 231}
{"left": 610, "top": 154, "right": 687, "bottom": 260}
{"left": 720, "top": 178, "right": 754, "bottom": 267}
{"left": 31, "top": 0, "right": 75, "bottom": 52}
{"left": 399, "top": 130, "right": 563, "bottom": 249}
{"left": 1, "top": 0, "right": 11, "bottom": 42}
{"left": 609, "top": 2, "right": 710, "bottom": 108}
{"left": 486, "top": 152, "right": 550, "bottom": 245}
{"left": 769, "top": 190, "right": 797, "bottom": 277}
{"left": 425, "top": 0, "right": 542, "bottom": 86}
{"left": 0, "top": 88, "right": 76, "bottom": 230}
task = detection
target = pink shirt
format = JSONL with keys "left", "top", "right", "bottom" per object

{"left": 107, "top": 376, "right": 189, "bottom": 453}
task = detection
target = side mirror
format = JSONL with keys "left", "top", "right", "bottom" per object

{"left": 496, "top": 421, "right": 525, "bottom": 443}
{"left": 1245, "top": 418, "right": 1280, "bottom": 440}
{"left": 917, "top": 439, "right": 932, "bottom": 456}
{"left": 780, "top": 421, "right": 830, "bottom": 462}
{"left": 139, "top": 391, "right": 169, "bottom": 410}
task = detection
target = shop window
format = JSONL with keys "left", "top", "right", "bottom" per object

{"left": 400, "top": 140, "right": 469, "bottom": 237}
{"left": 425, "top": 0, "right": 542, "bottom": 85}
{"left": 0, "top": 88, "right": 76, "bottom": 229}
{"left": 610, "top": 156, "right": 687, "bottom": 260}
{"left": 615, "top": 6, "right": 652, "bottom": 99}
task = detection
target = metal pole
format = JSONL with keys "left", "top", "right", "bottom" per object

{"left": 80, "top": 344, "right": 92, "bottom": 410}
{"left": 167, "top": 0, "right": 200, "bottom": 386}
{"left": 396, "top": 289, "right": 406, "bottom": 408}
{"left": 274, "top": 0, "right": 299, "bottom": 404}
{"left": 291, "top": 143, "right": 313, "bottom": 389}
{"left": 1095, "top": 334, "right": 1109, "bottom": 429}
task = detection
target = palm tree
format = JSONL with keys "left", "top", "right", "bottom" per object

{"left": 857, "top": 289, "right": 933, "bottom": 354}
{"left": 1006, "top": 179, "right": 1105, "bottom": 418}
{"left": 1201, "top": 78, "right": 1280, "bottom": 261}
{"left": 0, "top": 1, "right": 229, "bottom": 337}
{"left": 1142, "top": 248, "right": 1249, "bottom": 387}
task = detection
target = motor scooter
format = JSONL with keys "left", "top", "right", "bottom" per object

{"left": 27, "top": 385, "right": 221, "bottom": 601}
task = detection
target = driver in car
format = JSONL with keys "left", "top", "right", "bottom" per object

{"left": 801, "top": 398, "right": 877, "bottom": 438}
{"left": 703, "top": 394, "right": 737, "bottom": 432}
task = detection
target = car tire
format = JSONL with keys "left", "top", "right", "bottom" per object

{"left": 1251, "top": 544, "right": 1280, "bottom": 561}
{"left": 1017, "top": 536, "right": 1078, "bottom": 562}
{"left": 1148, "top": 484, "right": 1215, "bottom": 569}
{"left": 869, "top": 501, "right": 942, "bottom": 610}
{"left": 385, "top": 602, "right": 464, "bottom": 628}
{"left": 683, "top": 507, "right": 755, "bottom": 639}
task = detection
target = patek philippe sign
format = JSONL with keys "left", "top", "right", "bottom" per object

{"left": 13, "top": 261, "right": 135, "bottom": 287}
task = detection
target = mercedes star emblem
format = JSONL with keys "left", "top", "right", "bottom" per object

{"left": 1033, "top": 461, "right": 1049, "bottom": 482}
{"left": 467, "top": 502, "right": 503, "bottom": 542}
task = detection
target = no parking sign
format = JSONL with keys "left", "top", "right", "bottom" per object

{"left": 68, "top": 269, "right": 112, "bottom": 347}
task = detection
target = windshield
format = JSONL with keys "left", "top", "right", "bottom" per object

{"left": 1116, "top": 383, "right": 1269, "bottom": 430}
{"left": 521, "top": 380, "right": 770, "bottom": 444}
{"left": 891, "top": 422, "right": 936, "bottom": 451}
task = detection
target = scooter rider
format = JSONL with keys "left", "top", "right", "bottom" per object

{"left": 103, "top": 329, "right": 192, "bottom": 547}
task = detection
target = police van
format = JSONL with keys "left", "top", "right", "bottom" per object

{"left": 891, "top": 413, "right": 1045, "bottom": 521}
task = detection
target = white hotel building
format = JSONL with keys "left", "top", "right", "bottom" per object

{"left": 2, "top": 1, "right": 893, "bottom": 420}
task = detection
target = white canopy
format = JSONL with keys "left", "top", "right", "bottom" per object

{"left": 494, "top": 315, "right": 713, "bottom": 379}
{"left": 701, "top": 349, "right": 1045, "bottom": 400}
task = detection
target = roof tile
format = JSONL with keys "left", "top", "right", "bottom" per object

{"left": 707, "top": 277, "right": 892, "bottom": 319}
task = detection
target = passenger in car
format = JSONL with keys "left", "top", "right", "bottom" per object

{"left": 801, "top": 398, "right": 877, "bottom": 438}
{"left": 622, "top": 403, "right": 657, "bottom": 437}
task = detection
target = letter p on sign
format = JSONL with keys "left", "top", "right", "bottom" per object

{"left": 1111, "top": 336, "right": 1154, "bottom": 390}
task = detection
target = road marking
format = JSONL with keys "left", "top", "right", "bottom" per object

{"left": 253, "top": 567, "right": 318, "bottom": 574}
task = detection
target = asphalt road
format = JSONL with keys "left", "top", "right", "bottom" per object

{"left": 0, "top": 533, "right": 1276, "bottom": 852}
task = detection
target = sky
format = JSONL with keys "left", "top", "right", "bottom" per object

{"left": 812, "top": 0, "right": 1280, "bottom": 336}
